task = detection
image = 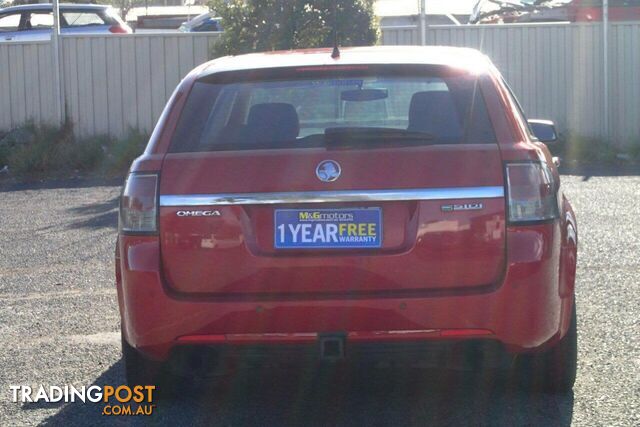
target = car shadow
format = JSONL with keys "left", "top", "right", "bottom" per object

{"left": 35, "top": 362, "right": 574, "bottom": 426}
{"left": 64, "top": 196, "right": 119, "bottom": 230}
{"left": 559, "top": 163, "right": 640, "bottom": 180}
{"left": 0, "top": 177, "right": 124, "bottom": 193}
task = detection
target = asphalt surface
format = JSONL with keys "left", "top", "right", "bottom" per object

{"left": 0, "top": 174, "right": 638, "bottom": 426}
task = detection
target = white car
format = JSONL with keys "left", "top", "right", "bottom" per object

{"left": 0, "top": 3, "right": 131, "bottom": 42}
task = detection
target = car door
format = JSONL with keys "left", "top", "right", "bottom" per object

{"left": 610, "top": 0, "right": 640, "bottom": 21}
{"left": 0, "top": 12, "right": 23, "bottom": 41}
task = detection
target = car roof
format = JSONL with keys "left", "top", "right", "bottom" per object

{"left": 188, "top": 12, "right": 215, "bottom": 22}
{"left": 0, "top": 3, "right": 109, "bottom": 13}
{"left": 199, "top": 46, "right": 492, "bottom": 78}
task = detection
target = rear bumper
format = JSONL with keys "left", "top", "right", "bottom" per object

{"left": 164, "top": 339, "right": 513, "bottom": 374}
{"left": 116, "top": 223, "right": 575, "bottom": 362}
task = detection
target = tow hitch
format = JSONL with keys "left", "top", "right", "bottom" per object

{"left": 318, "top": 334, "right": 346, "bottom": 361}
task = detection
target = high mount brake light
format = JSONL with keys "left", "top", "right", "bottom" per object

{"left": 294, "top": 65, "right": 370, "bottom": 72}
{"left": 120, "top": 174, "right": 158, "bottom": 233}
{"left": 506, "top": 162, "right": 558, "bottom": 224}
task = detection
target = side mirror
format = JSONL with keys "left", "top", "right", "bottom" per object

{"left": 528, "top": 119, "right": 557, "bottom": 143}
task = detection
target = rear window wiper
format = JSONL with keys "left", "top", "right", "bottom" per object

{"left": 324, "top": 127, "right": 435, "bottom": 148}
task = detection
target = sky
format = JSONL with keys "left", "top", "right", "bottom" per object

{"left": 374, "top": 0, "right": 478, "bottom": 16}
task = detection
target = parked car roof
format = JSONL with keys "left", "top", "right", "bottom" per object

{"left": 184, "top": 12, "right": 216, "bottom": 26}
{"left": 200, "top": 46, "right": 490, "bottom": 78}
{"left": 0, "top": 3, "right": 110, "bottom": 13}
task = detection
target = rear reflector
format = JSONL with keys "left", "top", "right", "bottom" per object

{"left": 176, "top": 335, "right": 226, "bottom": 344}
{"left": 506, "top": 162, "right": 558, "bottom": 223}
{"left": 119, "top": 173, "right": 158, "bottom": 233}
{"left": 176, "top": 333, "right": 317, "bottom": 345}
{"left": 439, "top": 329, "right": 493, "bottom": 338}
{"left": 350, "top": 329, "right": 493, "bottom": 342}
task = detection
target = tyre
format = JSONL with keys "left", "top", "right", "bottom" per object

{"left": 515, "top": 302, "right": 577, "bottom": 393}
{"left": 121, "top": 332, "right": 163, "bottom": 387}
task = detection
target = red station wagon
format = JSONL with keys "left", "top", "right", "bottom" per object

{"left": 116, "top": 46, "right": 578, "bottom": 393}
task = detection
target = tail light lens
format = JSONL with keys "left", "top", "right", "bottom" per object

{"left": 120, "top": 174, "right": 158, "bottom": 233}
{"left": 109, "top": 25, "right": 129, "bottom": 34}
{"left": 506, "top": 162, "right": 558, "bottom": 224}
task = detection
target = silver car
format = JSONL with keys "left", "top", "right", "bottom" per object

{"left": 0, "top": 3, "right": 132, "bottom": 41}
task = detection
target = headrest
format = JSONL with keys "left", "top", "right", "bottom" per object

{"left": 408, "top": 91, "right": 463, "bottom": 139}
{"left": 246, "top": 103, "right": 300, "bottom": 143}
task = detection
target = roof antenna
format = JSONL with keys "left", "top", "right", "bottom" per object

{"left": 331, "top": 0, "right": 340, "bottom": 59}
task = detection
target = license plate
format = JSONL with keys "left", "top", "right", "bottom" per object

{"left": 274, "top": 208, "right": 382, "bottom": 249}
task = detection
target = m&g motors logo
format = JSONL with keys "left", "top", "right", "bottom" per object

{"left": 10, "top": 385, "right": 156, "bottom": 417}
{"left": 298, "top": 211, "right": 355, "bottom": 222}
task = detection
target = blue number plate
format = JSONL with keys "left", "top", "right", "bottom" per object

{"left": 275, "top": 208, "right": 382, "bottom": 249}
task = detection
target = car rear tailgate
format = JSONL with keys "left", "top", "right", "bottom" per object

{"left": 158, "top": 145, "right": 506, "bottom": 297}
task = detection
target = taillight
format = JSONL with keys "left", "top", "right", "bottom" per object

{"left": 109, "top": 25, "right": 129, "bottom": 34}
{"left": 506, "top": 162, "right": 558, "bottom": 224}
{"left": 119, "top": 174, "right": 158, "bottom": 233}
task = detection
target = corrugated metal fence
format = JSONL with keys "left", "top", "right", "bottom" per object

{"left": 0, "top": 33, "right": 219, "bottom": 137}
{"left": 1, "top": 25, "right": 639, "bottom": 143}
{"left": 382, "top": 22, "right": 640, "bottom": 144}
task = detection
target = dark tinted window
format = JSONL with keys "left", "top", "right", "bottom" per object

{"left": 170, "top": 71, "right": 496, "bottom": 152}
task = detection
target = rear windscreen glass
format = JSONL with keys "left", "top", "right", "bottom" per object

{"left": 62, "top": 11, "right": 111, "bottom": 27}
{"left": 169, "top": 70, "right": 496, "bottom": 152}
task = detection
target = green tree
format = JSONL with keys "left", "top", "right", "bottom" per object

{"left": 209, "top": 0, "right": 378, "bottom": 56}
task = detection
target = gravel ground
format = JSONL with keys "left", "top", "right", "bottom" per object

{"left": 0, "top": 174, "right": 638, "bottom": 426}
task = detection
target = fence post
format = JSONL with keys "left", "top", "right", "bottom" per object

{"left": 51, "top": 0, "right": 65, "bottom": 125}
{"left": 419, "top": 0, "right": 427, "bottom": 46}
{"left": 603, "top": 0, "right": 610, "bottom": 142}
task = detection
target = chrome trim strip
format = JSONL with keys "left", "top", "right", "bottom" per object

{"left": 160, "top": 186, "right": 504, "bottom": 207}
